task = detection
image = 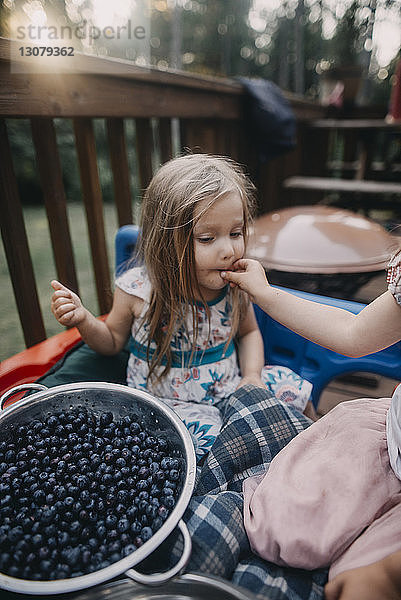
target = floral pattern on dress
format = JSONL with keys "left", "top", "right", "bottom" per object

{"left": 160, "top": 397, "right": 221, "bottom": 462}
{"left": 261, "top": 365, "right": 312, "bottom": 413}
{"left": 116, "top": 266, "right": 313, "bottom": 461}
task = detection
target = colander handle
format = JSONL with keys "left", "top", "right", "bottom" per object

{"left": 124, "top": 519, "right": 192, "bottom": 586}
{"left": 0, "top": 383, "right": 48, "bottom": 410}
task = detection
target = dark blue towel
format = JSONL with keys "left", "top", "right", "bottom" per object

{"left": 239, "top": 77, "right": 296, "bottom": 162}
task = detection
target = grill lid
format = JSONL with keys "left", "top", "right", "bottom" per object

{"left": 247, "top": 206, "right": 397, "bottom": 274}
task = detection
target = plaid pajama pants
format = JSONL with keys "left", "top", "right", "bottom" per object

{"left": 145, "top": 385, "right": 328, "bottom": 599}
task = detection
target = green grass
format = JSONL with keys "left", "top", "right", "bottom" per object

{"left": 0, "top": 203, "right": 122, "bottom": 362}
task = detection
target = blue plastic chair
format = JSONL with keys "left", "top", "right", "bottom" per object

{"left": 115, "top": 225, "right": 141, "bottom": 276}
{"left": 115, "top": 225, "right": 401, "bottom": 407}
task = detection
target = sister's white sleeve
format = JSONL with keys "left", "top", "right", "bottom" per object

{"left": 387, "top": 250, "right": 401, "bottom": 306}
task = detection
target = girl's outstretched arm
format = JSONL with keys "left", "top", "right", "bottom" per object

{"left": 51, "top": 280, "right": 139, "bottom": 355}
{"left": 222, "top": 260, "right": 401, "bottom": 358}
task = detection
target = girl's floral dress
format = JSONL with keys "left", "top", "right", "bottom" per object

{"left": 116, "top": 266, "right": 312, "bottom": 461}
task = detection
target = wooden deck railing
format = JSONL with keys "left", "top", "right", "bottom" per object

{"left": 0, "top": 37, "right": 324, "bottom": 352}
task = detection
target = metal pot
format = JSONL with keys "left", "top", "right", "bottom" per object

{"left": 70, "top": 573, "right": 258, "bottom": 600}
{"left": 0, "top": 382, "right": 197, "bottom": 596}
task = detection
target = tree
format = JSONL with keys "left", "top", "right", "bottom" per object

{"left": 150, "top": 0, "right": 253, "bottom": 76}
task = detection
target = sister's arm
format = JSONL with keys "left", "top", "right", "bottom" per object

{"left": 236, "top": 302, "right": 265, "bottom": 388}
{"left": 51, "top": 280, "right": 142, "bottom": 355}
{"left": 325, "top": 550, "right": 401, "bottom": 600}
{"left": 222, "top": 260, "right": 401, "bottom": 358}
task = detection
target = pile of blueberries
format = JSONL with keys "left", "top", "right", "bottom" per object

{"left": 0, "top": 406, "right": 183, "bottom": 580}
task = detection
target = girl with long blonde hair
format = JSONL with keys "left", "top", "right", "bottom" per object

{"left": 51, "top": 154, "right": 313, "bottom": 460}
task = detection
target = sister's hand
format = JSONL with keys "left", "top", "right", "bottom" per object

{"left": 51, "top": 280, "right": 87, "bottom": 327}
{"left": 221, "top": 259, "right": 269, "bottom": 303}
{"left": 325, "top": 557, "right": 401, "bottom": 600}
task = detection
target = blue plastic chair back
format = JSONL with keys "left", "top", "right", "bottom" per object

{"left": 115, "top": 225, "right": 401, "bottom": 407}
{"left": 115, "top": 225, "right": 141, "bottom": 275}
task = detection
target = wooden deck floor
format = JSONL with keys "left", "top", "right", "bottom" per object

{"left": 317, "top": 271, "right": 399, "bottom": 416}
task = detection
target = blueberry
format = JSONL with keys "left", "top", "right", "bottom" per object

{"left": 32, "top": 533, "right": 44, "bottom": 548}
{"left": 154, "top": 470, "right": 165, "bottom": 483}
{"left": 96, "top": 524, "right": 107, "bottom": 538}
{"left": 70, "top": 521, "right": 82, "bottom": 536}
{"left": 158, "top": 438, "right": 168, "bottom": 452}
{"left": 169, "top": 469, "right": 180, "bottom": 482}
{"left": 164, "top": 480, "right": 177, "bottom": 490}
{"left": 47, "top": 536, "right": 57, "bottom": 550}
{"left": 61, "top": 546, "right": 80, "bottom": 567}
{"left": 152, "top": 516, "right": 163, "bottom": 531}
{"left": 101, "top": 473, "right": 113, "bottom": 486}
{"left": 117, "top": 518, "right": 129, "bottom": 533}
{"left": 115, "top": 457, "right": 126, "bottom": 469}
{"left": 41, "top": 507, "right": 56, "bottom": 524}
{"left": 122, "top": 544, "right": 136, "bottom": 557}
{"left": 158, "top": 506, "right": 169, "bottom": 521}
{"left": 79, "top": 490, "right": 90, "bottom": 505}
{"left": 107, "top": 529, "right": 119, "bottom": 542}
{"left": 100, "top": 412, "right": 113, "bottom": 427}
{"left": 8, "top": 526, "right": 23, "bottom": 543}
{"left": 76, "top": 476, "right": 88, "bottom": 489}
{"left": 164, "top": 496, "right": 175, "bottom": 509}
{"left": 115, "top": 503, "right": 126, "bottom": 516}
{"left": 160, "top": 457, "right": 172, "bottom": 471}
{"left": 38, "top": 546, "right": 50, "bottom": 560}
{"left": 116, "top": 490, "right": 129, "bottom": 504}
{"left": 105, "top": 514, "right": 117, "bottom": 530}
{"left": 141, "top": 526, "right": 153, "bottom": 542}
{"left": 146, "top": 505, "right": 157, "bottom": 520}
{"left": 46, "top": 415, "right": 58, "bottom": 430}
{"left": 5, "top": 450, "right": 15, "bottom": 462}
{"left": 57, "top": 531, "right": 70, "bottom": 547}
{"left": 129, "top": 422, "right": 141, "bottom": 435}
{"left": 130, "top": 521, "right": 141, "bottom": 535}
{"left": 126, "top": 506, "right": 138, "bottom": 521}
{"left": 56, "top": 486, "right": 67, "bottom": 500}
{"left": 0, "top": 482, "right": 10, "bottom": 497}
{"left": 8, "top": 565, "right": 20, "bottom": 577}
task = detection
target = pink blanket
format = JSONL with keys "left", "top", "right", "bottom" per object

{"left": 243, "top": 396, "right": 401, "bottom": 579}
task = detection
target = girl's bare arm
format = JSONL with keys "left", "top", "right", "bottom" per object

{"left": 51, "top": 281, "right": 142, "bottom": 355}
{"left": 236, "top": 302, "right": 265, "bottom": 387}
{"left": 222, "top": 260, "right": 401, "bottom": 358}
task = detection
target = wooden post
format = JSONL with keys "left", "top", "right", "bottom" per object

{"left": 0, "top": 119, "right": 46, "bottom": 347}
{"left": 73, "top": 118, "right": 112, "bottom": 315}
{"left": 31, "top": 117, "right": 80, "bottom": 294}
{"left": 106, "top": 118, "right": 133, "bottom": 226}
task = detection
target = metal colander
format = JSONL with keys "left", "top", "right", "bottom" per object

{"left": 0, "top": 382, "right": 197, "bottom": 595}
